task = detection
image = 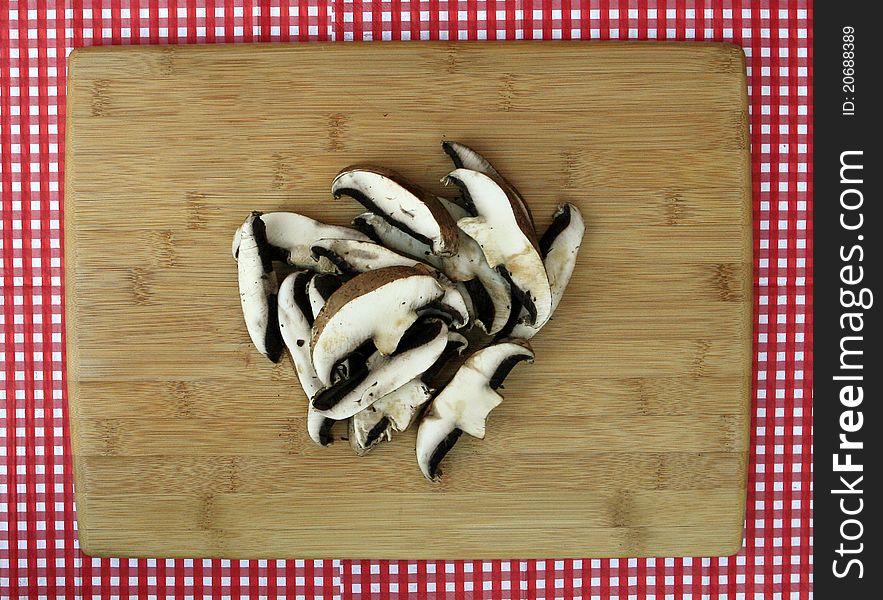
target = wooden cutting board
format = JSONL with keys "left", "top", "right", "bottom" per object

{"left": 66, "top": 42, "right": 752, "bottom": 559}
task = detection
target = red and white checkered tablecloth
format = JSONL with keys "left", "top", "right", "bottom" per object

{"left": 0, "top": 1, "right": 812, "bottom": 598}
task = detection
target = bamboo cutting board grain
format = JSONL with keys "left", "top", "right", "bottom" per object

{"left": 65, "top": 42, "right": 752, "bottom": 559}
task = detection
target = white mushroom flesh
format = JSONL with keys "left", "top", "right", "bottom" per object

{"left": 311, "top": 238, "right": 426, "bottom": 274}
{"left": 355, "top": 207, "right": 511, "bottom": 335}
{"left": 237, "top": 213, "right": 284, "bottom": 362}
{"left": 348, "top": 379, "right": 432, "bottom": 456}
{"left": 446, "top": 168, "right": 552, "bottom": 330}
{"left": 277, "top": 271, "right": 334, "bottom": 445}
{"left": 332, "top": 167, "right": 459, "bottom": 256}
{"left": 435, "top": 281, "right": 471, "bottom": 330}
{"left": 352, "top": 212, "right": 445, "bottom": 271}
{"left": 416, "top": 339, "right": 534, "bottom": 481}
{"left": 541, "top": 203, "right": 586, "bottom": 315}
{"left": 232, "top": 211, "right": 370, "bottom": 270}
{"left": 311, "top": 267, "right": 447, "bottom": 384}
{"left": 372, "top": 379, "right": 434, "bottom": 431}
{"left": 441, "top": 140, "right": 503, "bottom": 178}
{"left": 511, "top": 203, "right": 586, "bottom": 339}
{"left": 441, "top": 141, "right": 536, "bottom": 233}
{"left": 348, "top": 406, "right": 394, "bottom": 456}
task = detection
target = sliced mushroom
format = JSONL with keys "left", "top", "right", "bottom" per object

{"left": 436, "top": 196, "right": 472, "bottom": 221}
{"left": 278, "top": 271, "right": 337, "bottom": 445}
{"left": 308, "top": 273, "right": 358, "bottom": 385}
{"left": 311, "top": 265, "right": 463, "bottom": 384}
{"left": 441, "top": 241, "right": 512, "bottom": 335}
{"left": 444, "top": 169, "right": 552, "bottom": 330}
{"left": 441, "top": 141, "right": 536, "bottom": 233}
{"left": 312, "top": 318, "right": 450, "bottom": 420}
{"left": 348, "top": 331, "right": 469, "bottom": 455}
{"left": 540, "top": 203, "right": 586, "bottom": 313}
{"left": 348, "top": 380, "right": 429, "bottom": 456}
{"left": 311, "top": 234, "right": 469, "bottom": 328}
{"left": 511, "top": 203, "right": 586, "bottom": 339}
{"left": 310, "top": 238, "right": 426, "bottom": 276}
{"left": 348, "top": 406, "right": 395, "bottom": 456}
{"left": 430, "top": 281, "right": 471, "bottom": 330}
{"left": 416, "top": 339, "right": 535, "bottom": 481}
{"left": 351, "top": 212, "right": 445, "bottom": 271}
{"left": 332, "top": 166, "right": 459, "bottom": 256}
{"left": 435, "top": 199, "right": 512, "bottom": 334}
{"left": 421, "top": 331, "right": 469, "bottom": 388}
{"left": 441, "top": 141, "right": 504, "bottom": 179}
{"left": 307, "top": 273, "right": 344, "bottom": 319}
{"left": 232, "top": 211, "right": 370, "bottom": 270}
{"left": 237, "top": 212, "right": 284, "bottom": 362}
{"left": 353, "top": 210, "right": 512, "bottom": 335}
{"left": 370, "top": 379, "right": 434, "bottom": 432}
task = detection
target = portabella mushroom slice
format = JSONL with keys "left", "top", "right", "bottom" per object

{"left": 430, "top": 281, "right": 471, "bottom": 330}
{"left": 351, "top": 212, "right": 445, "bottom": 271}
{"left": 441, "top": 140, "right": 504, "bottom": 179}
{"left": 353, "top": 210, "right": 512, "bottom": 335}
{"left": 307, "top": 273, "right": 356, "bottom": 384}
{"left": 310, "top": 236, "right": 469, "bottom": 328}
{"left": 311, "top": 265, "right": 465, "bottom": 385}
{"left": 444, "top": 169, "right": 552, "bottom": 330}
{"left": 310, "top": 238, "right": 426, "bottom": 276}
{"left": 348, "top": 331, "right": 468, "bottom": 456}
{"left": 437, "top": 196, "right": 471, "bottom": 221}
{"left": 441, "top": 141, "right": 536, "bottom": 234}
{"left": 278, "top": 271, "right": 336, "bottom": 446}
{"left": 421, "top": 331, "right": 469, "bottom": 388}
{"left": 332, "top": 166, "right": 459, "bottom": 256}
{"left": 348, "top": 405, "right": 395, "bottom": 456}
{"left": 416, "top": 339, "right": 535, "bottom": 482}
{"left": 348, "top": 381, "right": 429, "bottom": 456}
{"left": 307, "top": 273, "right": 344, "bottom": 320}
{"left": 232, "top": 211, "right": 370, "bottom": 270}
{"left": 511, "top": 203, "right": 586, "bottom": 339}
{"left": 312, "top": 318, "right": 450, "bottom": 420}
{"left": 237, "top": 212, "right": 284, "bottom": 363}
{"left": 438, "top": 233, "right": 512, "bottom": 335}
{"left": 540, "top": 203, "right": 586, "bottom": 314}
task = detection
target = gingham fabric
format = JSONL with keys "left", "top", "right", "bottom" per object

{"left": 0, "top": 1, "right": 812, "bottom": 598}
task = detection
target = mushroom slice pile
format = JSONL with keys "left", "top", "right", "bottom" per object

{"left": 233, "top": 211, "right": 370, "bottom": 269}
{"left": 231, "top": 143, "right": 585, "bottom": 479}
{"left": 311, "top": 265, "right": 464, "bottom": 384}
{"left": 237, "top": 212, "right": 285, "bottom": 363}
{"left": 349, "top": 331, "right": 468, "bottom": 455}
{"left": 444, "top": 169, "right": 553, "bottom": 331}
{"left": 416, "top": 339, "right": 535, "bottom": 481}
{"left": 332, "top": 166, "right": 460, "bottom": 256}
